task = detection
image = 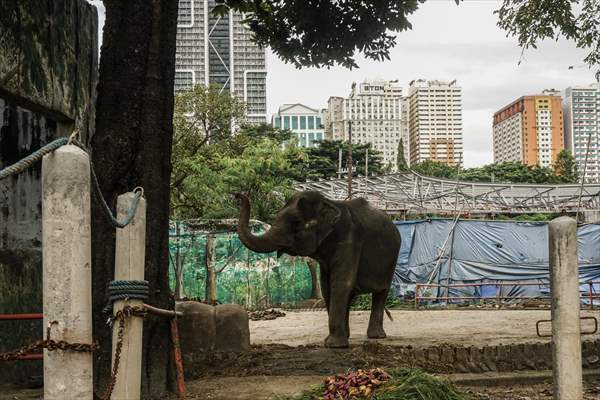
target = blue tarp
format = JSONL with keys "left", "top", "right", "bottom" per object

{"left": 392, "top": 219, "right": 600, "bottom": 302}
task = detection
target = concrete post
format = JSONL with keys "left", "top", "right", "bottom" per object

{"left": 112, "top": 192, "right": 147, "bottom": 400}
{"left": 549, "top": 216, "right": 582, "bottom": 400}
{"left": 581, "top": 210, "right": 600, "bottom": 224}
{"left": 42, "top": 145, "right": 93, "bottom": 400}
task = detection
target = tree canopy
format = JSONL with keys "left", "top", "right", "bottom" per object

{"left": 411, "top": 159, "right": 580, "bottom": 184}
{"left": 496, "top": 0, "right": 600, "bottom": 79}
{"left": 215, "top": 0, "right": 599, "bottom": 76}
{"left": 215, "top": 0, "right": 428, "bottom": 68}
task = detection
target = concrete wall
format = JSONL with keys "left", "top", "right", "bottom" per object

{"left": 0, "top": 0, "right": 98, "bottom": 384}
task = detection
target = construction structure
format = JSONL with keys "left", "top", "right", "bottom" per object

{"left": 325, "top": 80, "right": 406, "bottom": 170}
{"left": 175, "top": 0, "right": 268, "bottom": 123}
{"left": 296, "top": 171, "right": 600, "bottom": 215}
{"left": 563, "top": 84, "right": 600, "bottom": 182}
{"left": 493, "top": 90, "right": 564, "bottom": 168}
{"left": 408, "top": 79, "right": 463, "bottom": 167}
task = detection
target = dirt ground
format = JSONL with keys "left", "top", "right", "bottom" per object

{"left": 3, "top": 310, "right": 600, "bottom": 399}
{"left": 251, "top": 309, "right": 600, "bottom": 348}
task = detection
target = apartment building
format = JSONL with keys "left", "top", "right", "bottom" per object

{"left": 175, "top": 0, "right": 267, "bottom": 123}
{"left": 272, "top": 104, "right": 324, "bottom": 148}
{"left": 408, "top": 79, "right": 463, "bottom": 166}
{"left": 563, "top": 84, "right": 600, "bottom": 182}
{"left": 493, "top": 90, "right": 564, "bottom": 167}
{"left": 325, "top": 80, "right": 405, "bottom": 170}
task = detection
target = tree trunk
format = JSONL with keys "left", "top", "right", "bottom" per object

{"left": 91, "top": 1, "right": 178, "bottom": 397}
{"left": 174, "top": 222, "right": 184, "bottom": 300}
{"left": 306, "top": 258, "right": 323, "bottom": 299}
{"left": 205, "top": 235, "right": 217, "bottom": 305}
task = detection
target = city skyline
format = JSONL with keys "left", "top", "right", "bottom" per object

{"left": 90, "top": 0, "right": 595, "bottom": 168}
{"left": 265, "top": 1, "right": 595, "bottom": 168}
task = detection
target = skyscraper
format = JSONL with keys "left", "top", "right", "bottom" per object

{"left": 563, "top": 84, "right": 600, "bottom": 182}
{"left": 326, "top": 80, "right": 405, "bottom": 170}
{"left": 493, "top": 90, "right": 564, "bottom": 168}
{"left": 175, "top": 0, "right": 267, "bottom": 123}
{"left": 408, "top": 79, "right": 463, "bottom": 166}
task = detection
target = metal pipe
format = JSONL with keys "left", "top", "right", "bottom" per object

{"left": 143, "top": 304, "right": 183, "bottom": 318}
{"left": 0, "top": 313, "right": 43, "bottom": 320}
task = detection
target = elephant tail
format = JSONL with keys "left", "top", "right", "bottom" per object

{"left": 384, "top": 307, "right": 394, "bottom": 321}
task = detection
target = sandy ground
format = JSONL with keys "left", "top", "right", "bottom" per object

{"left": 250, "top": 309, "right": 600, "bottom": 348}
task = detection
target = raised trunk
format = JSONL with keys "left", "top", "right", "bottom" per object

{"left": 91, "top": 1, "right": 178, "bottom": 397}
{"left": 236, "top": 193, "right": 281, "bottom": 253}
{"left": 205, "top": 235, "right": 217, "bottom": 305}
{"left": 306, "top": 258, "right": 323, "bottom": 299}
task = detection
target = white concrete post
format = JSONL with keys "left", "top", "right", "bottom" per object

{"left": 549, "top": 216, "right": 582, "bottom": 400}
{"left": 42, "top": 145, "right": 93, "bottom": 400}
{"left": 112, "top": 192, "right": 146, "bottom": 400}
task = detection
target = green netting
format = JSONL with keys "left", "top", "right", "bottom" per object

{"left": 168, "top": 221, "right": 316, "bottom": 309}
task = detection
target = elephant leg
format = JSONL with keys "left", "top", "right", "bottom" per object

{"left": 324, "top": 281, "right": 353, "bottom": 348}
{"left": 345, "top": 294, "right": 354, "bottom": 339}
{"left": 367, "top": 289, "right": 388, "bottom": 339}
{"left": 320, "top": 272, "right": 330, "bottom": 311}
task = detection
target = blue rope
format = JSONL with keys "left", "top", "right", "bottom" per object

{"left": 103, "top": 280, "right": 150, "bottom": 314}
{"left": 0, "top": 138, "right": 68, "bottom": 179}
{"left": 0, "top": 137, "right": 142, "bottom": 228}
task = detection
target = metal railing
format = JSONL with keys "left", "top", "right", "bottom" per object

{"left": 0, "top": 313, "right": 43, "bottom": 360}
{"left": 414, "top": 281, "right": 600, "bottom": 309}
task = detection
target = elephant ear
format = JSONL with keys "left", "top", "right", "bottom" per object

{"left": 316, "top": 199, "right": 341, "bottom": 244}
{"left": 297, "top": 194, "right": 341, "bottom": 244}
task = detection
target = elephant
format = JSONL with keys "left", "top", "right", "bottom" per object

{"left": 235, "top": 190, "right": 401, "bottom": 348}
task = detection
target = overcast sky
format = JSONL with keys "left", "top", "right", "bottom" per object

{"left": 90, "top": 0, "right": 595, "bottom": 167}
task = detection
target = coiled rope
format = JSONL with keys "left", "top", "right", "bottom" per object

{"left": 103, "top": 280, "right": 150, "bottom": 314}
{"left": 0, "top": 137, "right": 142, "bottom": 228}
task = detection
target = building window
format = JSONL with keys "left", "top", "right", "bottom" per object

{"left": 283, "top": 116, "right": 290, "bottom": 129}
{"left": 300, "top": 116, "right": 307, "bottom": 129}
{"left": 274, "top": 116, "right": 281, "bottom": 128}
{"left": 316, "top": 117, "right": 322, "bottom": 128}
{"left": 308, "top": 116, "right": 315, "bottom": 129}
{"left": 292, "top": 116, "right": 299, "bottom": 130}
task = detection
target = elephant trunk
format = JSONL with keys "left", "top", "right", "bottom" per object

{"left": 236, "top": 193, "right": 283, "bottom": 253}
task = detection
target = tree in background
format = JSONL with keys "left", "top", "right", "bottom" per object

{"left": 553, "top": 149, "right": 580, "bottom": 183}
{"left": 171, "top": 84, "right": 246, "bottom": 191}
{"left": 411, "top": 160, "right": 569, "bottom": 184}
{"left": 411, "top": 160, "right": 458, "bottom": 179}
{"left": 496, "top": 0, "right": 600, "bottom": 80}
{"left": 396, "top": 139, "right": 408, "bottom": 172}
{"left": 301, "top": 140, "right": 384, "bottom": 181}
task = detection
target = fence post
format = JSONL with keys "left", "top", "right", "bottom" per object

{"left": 549, "top": 216, "right": 582, "bottom": 400}
{"left": 42, "top": 145, "right": 93, "bottom": 399}
{"left": 112, "top": 192, "right": 147, "bottom": 400}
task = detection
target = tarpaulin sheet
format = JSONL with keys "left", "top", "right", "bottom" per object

{"left": 392, "top": 219, "right": 600, "bottom": 301}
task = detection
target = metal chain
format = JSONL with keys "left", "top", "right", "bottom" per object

{"left": 97, "top": 305, "right": 146, "bottom": 400}
{"left": 0, "top": 320, "right": 99, "bottom": 362}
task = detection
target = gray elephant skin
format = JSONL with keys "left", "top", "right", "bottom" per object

{"left": 236, "top": 190, "right": 401, "bottom": 348}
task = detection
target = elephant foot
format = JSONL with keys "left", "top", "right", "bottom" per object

{"left": 324, "top": 334, "right": 349, "bottom": 348}
{"left": 367, "top": 328, "right": 387, "bottom": 339}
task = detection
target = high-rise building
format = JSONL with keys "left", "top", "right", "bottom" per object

{"left": 175, "top": 0, "right": 267, "bottom": 123}
{"left": 326, "top": 80, "right": 405, "bottom": 170}
{"left": 408, "top": 79, "right": 463, "bottom": 166}
{"left": 563, "top": 84, "right": 600, "bottom": 182}
{"left": 272, "top": 104, "right": 324, "bottom": 148}
{"left": 493, "top": 90, "right": 564, "bottom": 168}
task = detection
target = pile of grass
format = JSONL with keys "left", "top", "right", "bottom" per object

{"left": 274, "top": 368, "right": 471, "bottom": 400}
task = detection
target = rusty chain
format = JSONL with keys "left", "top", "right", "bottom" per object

{"left": 0, "top": 306, "right": 147, "bottom": 400}
{"left": 96, "top": 305, "right": 147, "bottom": 400}
{"left": 0, "top": 320, "right": 99, "bottom": 362}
